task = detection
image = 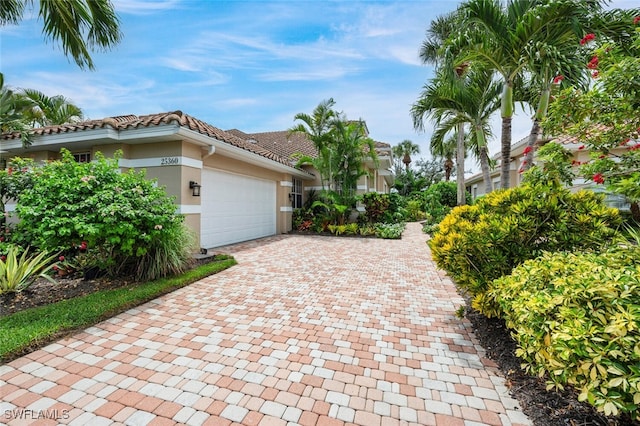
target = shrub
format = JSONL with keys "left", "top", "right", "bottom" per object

{"left": 374, "top": 222, "right": 405, "bottom": 239}
{"left": 420, "top": 181, "right": 462, "bottom": 233}
{"left": 360, "top": 192, "right": 407, "bottom": 224}
{"left": 429, "top": 184, "right": 621, "bottom": 316}
{"left": 487, "top": 248, "right": 640, "bottom": 419}
{"left": 0, "top": 246, "right": 57, "bottom": 294}
{"left": 13, "top": 149, "right": 193, "bottom": 280}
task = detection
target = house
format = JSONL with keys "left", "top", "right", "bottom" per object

{"left": 0, "top": 111, "right": 393, "bottom": 249}
{"left": 465, "top": 134, "right": 630, "bottom": 211}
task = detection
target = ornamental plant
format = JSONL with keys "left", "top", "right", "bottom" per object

{"left": 544, "top": 20, "right": 640, "bottom": 221}
{"left": 429, "top": 180, "right": 621, "bottom": 317}
{"left": 12, "top": 149, "right": 194, "bottom": 280}
{"left": 487, "top": 248, "right": 640, "bottom": 419}
{"left": 0, "top": 245, "right": 57, "bottom": 294}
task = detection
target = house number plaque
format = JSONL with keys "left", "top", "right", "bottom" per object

{"left": 160, "top": 157, "right": 179, "bottom": 165}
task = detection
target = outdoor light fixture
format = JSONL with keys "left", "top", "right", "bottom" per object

{"left": 288, "top": 193, "right": 294, "bottom": 202}
{"left": 189, "top": 181, "right": 201, "bottom": 197}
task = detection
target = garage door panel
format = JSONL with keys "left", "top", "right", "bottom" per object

{"left": 200, "top": 169, "right": 276, "bottom": 248}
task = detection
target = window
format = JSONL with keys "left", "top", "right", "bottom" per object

{"left": 73, "top": 152, "right": 91, "bottom": 163}
{"left": 291, "top": 178, "right": 303, "bottom": 209}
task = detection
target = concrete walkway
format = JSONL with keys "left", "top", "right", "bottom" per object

{"left": 0, "top": 223, "right": 531, "bottom": 426}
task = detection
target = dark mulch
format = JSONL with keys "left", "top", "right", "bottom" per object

{"left": 465, "top": 305, "right": 639, "bottom": 426}
{"left": 0, "top": 274, "right": 133, "bottom": 317}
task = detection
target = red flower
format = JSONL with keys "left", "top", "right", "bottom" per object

{"left": 578, "top": 145, "right": 585, "bottom": 150}
{"left": 53, "top": 265, "right": 59, "bottom": 271}
{"left": 591, "top": 70, "right": 599, "bottom": 78}
{"left": 571, "top": 160, "right": 581, "bottom": 166}
{"left": 630, "top": 144, "right": 640, "bottom": 151}
{"left": 580, "top": 33, "right": 596, "bottom": 45}
{"left": 523, "top": 146, "right": 533, "bottom": 155}
{"left": 0, "top": 255, "right": 6, "bottom": 262}
{"left": 587, "top": 56, "right": 599, "bottom": 69}
{"left": 59, "top": 255, "right": 65, "bottom": 262}
{"left": 593, "top": 173, "right": 605, "bottom": 184}
{"left": 553, "top": 75, "right": 564, "bottom": 84}
{"left": 634, "top": 16, "right": 640, "bottom": 25}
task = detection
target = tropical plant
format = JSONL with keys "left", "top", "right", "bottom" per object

{"left": 11, "top": 149, "right": 193, "bottom": 280}
{"left": 392, "top": 140, "right": 420, "bottom": 171}
{"left": 0, "top": 0, "right": 122, "bottom": 70}
{"left": 488, "top": 248, "right": 640, "bottom": 419}
{"left": 0, "top": 74, "right": 34, "bottom": 146}
{"left": 0, "top": 246, "right": 57, "bottom": 294}
{"left": 544, "top": 20, "right": 640, "bottom": 221}
{"left": 429, "top": 182, "right": 622, "bottom": 317}
{"left": 19, "top": 89, "right": 83, "bottom": 127}
{"left": 290, "top": 98, "right": 338, "bottom": 191}
{"left": 449, "top": 0, "right": 607, "bottom": 189}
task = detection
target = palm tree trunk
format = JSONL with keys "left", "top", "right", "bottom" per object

{"left": 444, "top": 159, "right": 453, "bottom": 181}
{"left": 523, "top": 87, "right": 550, "bottom": 172}
{"left": 523, "top": 119, "right": 541, "bottom": 171}
{"left": 456, "top": 122, "right": 466, "bottom": 205}
{"left": 479, "top": 146, "right": 492, "bottom": 194}
{"left": 500, "top": 82, "right": 514, "bottom": 189}
{"left": 500, "top": 117, "right": 512, "bottom": 189}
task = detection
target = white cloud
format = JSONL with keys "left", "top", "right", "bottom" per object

{"left": 113, "top": 0, "right": 183, "bottom": 15}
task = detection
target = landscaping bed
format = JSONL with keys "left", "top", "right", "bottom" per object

{"left": 466, "top": 306, "right": 639, "bottom": 426}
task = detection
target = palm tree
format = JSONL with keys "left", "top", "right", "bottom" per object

{"left": 430, "top": 134, "right": 456, "bottom": 182}
{"left": 0, "top": 74, "right": 34, "bottom": 146}
{"left": 520, "top": 5, "right": 640, "bottom": 171}
{"left": 413, "top": 65, "right": 500, "bottom": 200}
{"left": 393, "top": 140, "right": 420, "bottom": 171}
{"left": 19, "top": 89, "right": 83, "bottom": 127}
{"left": 451, "top": 0, "right": 600, "bottom": 189}
{"left": 290, "top": 98, "right": 338, "bottom": 190}
{"left": 331, "top": 120, "right": 378, "bottom": 199}
{"left": 0, "top": 0, "right": 121, "bottom": 70}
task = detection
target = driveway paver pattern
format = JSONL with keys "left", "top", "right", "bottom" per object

{"left": 0, "top": 223, "right": 531, "bottom": 425}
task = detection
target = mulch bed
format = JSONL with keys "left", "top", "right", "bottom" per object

{"left": 0, "top": 275, "right": 134, "bottom": 317}
{"left": 465, "top": 305, "right": 639, "bottom": 425}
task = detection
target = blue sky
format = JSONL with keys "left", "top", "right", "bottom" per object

{"left": 0, "top": 0, "right": 637, "bottom": 171}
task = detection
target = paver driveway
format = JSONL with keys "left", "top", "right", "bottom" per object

{"left": 0, "top": 223, "right": 531, "bottom": 426}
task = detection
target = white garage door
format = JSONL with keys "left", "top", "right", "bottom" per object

{"left": 200, "top": 168, "right": 276, "bottom": 248}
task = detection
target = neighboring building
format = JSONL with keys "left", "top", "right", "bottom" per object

{"left": 465, "top": 134, "right": 631, "bottom": 211}
{"left": 0, "top": 111, "right": 394, "bottom": 249}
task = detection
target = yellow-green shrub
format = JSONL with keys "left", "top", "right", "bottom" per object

{"left": 488, "top": 248, "right": 640, "bottom": 419}
{"left": 428, "top": 184, "right": 621, "bottom": 316}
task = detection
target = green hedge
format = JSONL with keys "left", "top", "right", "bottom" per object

{"left": 428, "top": 184, "right": 621, "bottom": 316}
{"left": 487, "top": 248, "right": 640, "bottom": 419}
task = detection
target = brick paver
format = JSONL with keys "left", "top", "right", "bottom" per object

{"left": 0, "top": 223, "right": 531, "bottom": 425}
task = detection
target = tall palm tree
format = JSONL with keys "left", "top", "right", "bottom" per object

{"left": 413, "top": 66, "right": 500, "bottom": 199}
{"left": 331, "top": 120, "right": 378, "bottom": 199}
{"left": 393, "top": 140, "right": 420, "bottom": 171}
{"left": 0, "top": 0, "right": 121, "bottom": 70}
{"left": 20, "top": 89, "right": 83, "bottom": 127}
{"left": 290, "top": 98, "right": 338, "bottom": 190}
{"left": 451, "top": 0, "right": 601, "bottom": 189}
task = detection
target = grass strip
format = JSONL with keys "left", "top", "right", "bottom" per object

{"left": 0, "top": 257, "right": 237, "bottom": 363}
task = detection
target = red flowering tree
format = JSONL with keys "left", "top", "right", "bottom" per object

{"left": 544, "top": 22, "right": 640, "bottom": 221}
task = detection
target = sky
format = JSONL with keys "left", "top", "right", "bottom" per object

{"left": 0, "top": 0, "right": 637, "bottom": 173}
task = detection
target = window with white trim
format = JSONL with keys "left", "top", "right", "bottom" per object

{"left": 291, "top": 178, "right": 303, "bottom": 209}
{"left": 73, "top": 152, "right": 91, "bottom": 163}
